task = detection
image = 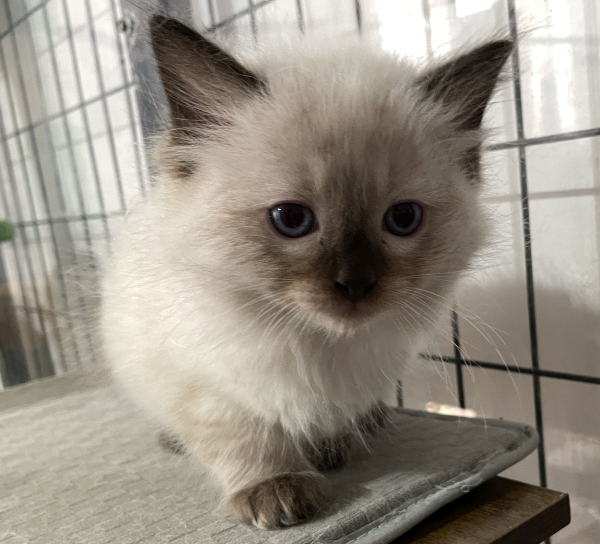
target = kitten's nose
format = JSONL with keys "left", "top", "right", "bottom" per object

{"left": 333, "top": 274, "right": 377, "bottom": 303}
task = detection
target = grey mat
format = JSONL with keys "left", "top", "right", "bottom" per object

{"left": 0, "top": 375, "right": 538, "bottom": 544}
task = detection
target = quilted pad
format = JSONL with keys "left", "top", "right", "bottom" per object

{"left": 0, "top": 375, "right": 538, "bottom": 544}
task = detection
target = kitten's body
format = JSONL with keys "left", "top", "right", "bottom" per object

{"left": 101, "top": 17, "right": 512, "bottom": 529}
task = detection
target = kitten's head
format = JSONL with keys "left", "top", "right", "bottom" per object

{"left": 150, "top": 16, "right": 512, "bottom": 336}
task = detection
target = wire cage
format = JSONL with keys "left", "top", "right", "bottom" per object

{"left": 0, "top": 0, "right": 599, "bottom": 542}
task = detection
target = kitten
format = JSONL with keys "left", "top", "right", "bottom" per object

{"left": 101, "top": 14, "right": 512, "bottom": 530}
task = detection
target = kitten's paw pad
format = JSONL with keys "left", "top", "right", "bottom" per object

{"left": 230, "top": 472, "right": 327, "bottom": 530}
{"left": 305, "top": 435, "right": 353, "bottom": 472}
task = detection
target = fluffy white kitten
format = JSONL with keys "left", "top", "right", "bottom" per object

{"left": 101, "top": 15, "right": 512, "bottom": 529}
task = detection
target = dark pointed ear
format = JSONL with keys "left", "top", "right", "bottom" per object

{"left": 149, "top": 15, "right": 265, "bottom": 141}
{"left": 418, "top": 40, "right": 513, "bottom": 130}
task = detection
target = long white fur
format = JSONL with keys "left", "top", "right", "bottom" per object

{"left": 101, "top": 37, "right": 494, "bottom": 504}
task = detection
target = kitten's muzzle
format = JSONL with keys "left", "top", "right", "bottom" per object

{"left": 333, "top": 276, "right": 377, "bottom": 304}
{"left": 329, "top": 234, "right": 382, "bottom": 304}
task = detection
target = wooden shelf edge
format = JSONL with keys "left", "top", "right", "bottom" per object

{"left": 391, "top": 476, "right": 571, "bottom": 544}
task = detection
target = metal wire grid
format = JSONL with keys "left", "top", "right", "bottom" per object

{"left": 0, "top": 0, "right": 146, "bottom": 386}
{"left": 0, "top": 0, "right": 598, "bottom": 524}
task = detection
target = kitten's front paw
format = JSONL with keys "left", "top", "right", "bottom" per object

{"left": 230, "top": 472, "right": 327, "bottom": 530}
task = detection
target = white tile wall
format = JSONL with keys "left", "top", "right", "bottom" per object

{"left": 517, "top": 0, "right": 600, "bottom": 138}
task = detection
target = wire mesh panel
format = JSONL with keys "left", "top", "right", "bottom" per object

{"left": 0, "top": 0, "right": 146, "bottom": 386}
{"left": 0, "top": 0, "right": 598, "bottom": 542}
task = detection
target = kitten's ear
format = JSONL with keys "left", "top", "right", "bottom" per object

{"left": 419, "top": 40, "right": 513, "bottom": 130}
{"left": 150, "top": 15, "right": 265, "bottom": 140}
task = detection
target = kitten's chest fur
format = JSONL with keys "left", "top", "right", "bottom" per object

{"left": 194, "top": 312, "right": 408, "bottom": 434}
{"left": 105, "top": 250, "right": 409, "bottom": 437}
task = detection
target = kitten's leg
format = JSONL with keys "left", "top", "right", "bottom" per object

{"left": 303, "top": 433, "right": 354, "bottom": 472}
{"left": 356, "top": 401, "right": 391, "bottom": 438}
{"left": 158, "top": 430, "right": 187, "bottom": 455}
{"left": 173, "top": 413, "right": 326, "bottom": 530}
{"left": 303, "top": 403, "right": 392, "bottom": 473}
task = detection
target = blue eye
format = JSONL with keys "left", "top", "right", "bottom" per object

{"left": 269, "top": 203, "right": 316, "bottom": 238}
{"left": 383, "top": 202, "right": 423, "bottom": 236}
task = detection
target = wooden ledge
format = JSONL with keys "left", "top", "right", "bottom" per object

{"left": 392, "top": 477, "right": 570, "bottom": 544}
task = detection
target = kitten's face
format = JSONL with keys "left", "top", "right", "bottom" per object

{"left": 192, "top": 79, "right": 483, "bottom": 335}
{"left": 150, "top": 18, "right": 511, "bottom": 335}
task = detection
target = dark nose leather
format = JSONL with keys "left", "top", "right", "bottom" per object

{"left": 333, "top": 275, "right": 377, "bottom": 303}
{"left": 329, "top": 234, "right": 381, "bottom": 304}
